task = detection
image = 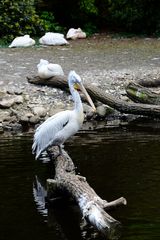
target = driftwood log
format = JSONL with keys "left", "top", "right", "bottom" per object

{"left": 27, "top": 75, "right": 160, "bottom": 118}
{"left": 126, "top": 82, "right": 160, "bottom": 105}
{"left": 46, "top": 147, "right": 126, "bottom": 238}
{"left": 137, "top": 78, "right": 160, "bottom": 88}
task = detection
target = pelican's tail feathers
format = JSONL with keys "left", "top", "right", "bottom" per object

{"left": 35, "top": 151, "right": 41, "bottom": 160}
{"left": 32, "top": 142, "right": 41, "bottom": 160}
{"left": 32, "top": 141, "right": 36, "bottom": 154}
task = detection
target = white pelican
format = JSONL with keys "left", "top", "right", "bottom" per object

{"left": 9, "top": 35, "right": 35, "bottom": 48}
{"left": 66, "top": 28, "right": 86, "bottom": 40}
{"left": 37, "top": 59, "right": 64, "bottom": 79}
{"left": 32, "top": 70, "right": 96, "bottom": 160}
{"left": 39, "top": 32, "right": 68, "bottom": 46}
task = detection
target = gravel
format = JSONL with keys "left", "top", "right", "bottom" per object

{"left": 1, "top": 35, "right": 160, "bottom": 132}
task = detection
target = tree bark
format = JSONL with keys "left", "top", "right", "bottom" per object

{"left": 46, "top": 147, "right": 126, "bottom": 238}
{"left": 126, "top": 82, "right": 160, "bottom": 104}
{"left": 27, "top": 75, "right": 160, "bottom": 118}
{"left": 137, "top": 78, "right": 160, "bottom": 88}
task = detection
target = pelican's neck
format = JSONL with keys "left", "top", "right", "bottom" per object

{"left": 69, "top": 84, "right": 83, "bottom": 112}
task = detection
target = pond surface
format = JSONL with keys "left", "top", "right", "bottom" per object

{"left": 0, "top": 122, "right": 160, "bottom": 240}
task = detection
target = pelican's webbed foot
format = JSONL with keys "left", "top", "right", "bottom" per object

{"left": 46, "top": 145, "right": 64, "bottom": 161}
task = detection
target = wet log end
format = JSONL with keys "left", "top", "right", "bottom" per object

{"left": 78, "top": 194, "right": 122, "bottom": 238}
{"left": 27, "top": 75, "right": 68, "bottom": 89}
{"left": 126, "top": 82, "right": 160, "bottom": 105}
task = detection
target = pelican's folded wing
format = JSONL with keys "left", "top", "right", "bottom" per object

{"left": 32, "top": 110, "right": 72, "bottom": 158}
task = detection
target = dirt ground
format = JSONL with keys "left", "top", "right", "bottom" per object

{"left": 1, "top": 35, "right": 160, "bottom": 88}
{"left": 1, "top": 35, "right": 160, "bottom": 131}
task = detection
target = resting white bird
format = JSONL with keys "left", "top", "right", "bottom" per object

{"left": 9, "top": 35, "right": 35, "bottom": 48}
{"left": 32, "top": 70, "right": 96, "bottom": 160}
{"left": 66, "top": 28, "right": 86, "bottom": 40}
{"left": 37, "top": 59, "right": 64, "bottom": 79}
{"left": 39, "top": 32, "right": 68, "bottom": 46}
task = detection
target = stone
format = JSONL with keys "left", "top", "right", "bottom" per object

{"left": 0, "top": 89, "right": 7, "bottom": 98}
{"left": 19, "top": 112, "right": 34, "bottom": 123}
{"left": 29, "top": 115, "right": 40, "bottom": 124}
{"left": 96, "top": 105, "right": 113, "bottom": 118}
{"left": 6, "top": 89, "right": 15, "bottom": 95}
{"left": 0, "top": 110, "right": 10, "bottom": 122}
{"left": 96, "top": 105, "right": 107, "bottom": 118}
{"left": 33, "top": 106, "right": 47, "bottom": 117}
{"left": 83, "top": 103, "right": 95, "bottom": 119}
{"left": 14, "top": 89, "right": 23, "bottom": 95}
{"left": 83, "top": 103, "right": 93, "bottom": 113}
{"left": 54, "top": 100, "right": 65, "bottom": 108}
{"left": 0, "top": 97, "right": 15, "bottom": 108}
{"left": 14, "top": 95, "right": 24, "bottom": 104}
{"left": 19, "top": 115, "right": 29, "bottom": 122}
{"left": 24, "top": 94, "right": 30, "bottom": 101}
{"left": 91, "top": 82, "right": 101, "bottom": 88}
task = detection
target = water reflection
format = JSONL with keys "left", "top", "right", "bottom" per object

{"left": 33, "top": 175, "right": 103, "bottom": 240}
{"left": 33, "top": 176, "right": 47, "bottom": 217}
{"left": 0, "top": 123, "right": 160, "bottom": 240}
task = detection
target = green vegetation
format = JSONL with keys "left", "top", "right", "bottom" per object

{"left": 0, "top": 0, "right": 45, "bottom": 41}
{"left": 39, "top": 0, "right": 160, "bottom": 36}
{"left": 79, "top": 0, "right": 98, "bottom": 15}
{"left": 39, "top": 11, "right": 65, "bottom": 33}
{"left": 1, "top": 0, "right": 160, "bottom": 43}
{"left": 107, "top": 0, "right": 160, "bottom": 35}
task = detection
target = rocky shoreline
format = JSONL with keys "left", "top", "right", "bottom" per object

{"left": 0, "top": 81, "right": 69, "bottom": 133}
{"left": 1, "top": 36, "right": 160, "bottom": 134}
{"left": 1, "top": 67, "right": 160, "bottom": 134}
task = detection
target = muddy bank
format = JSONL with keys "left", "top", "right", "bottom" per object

{"left": 1, "top": 35, "right": 160, "bottom": 133}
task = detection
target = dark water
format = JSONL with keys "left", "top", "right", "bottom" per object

{"left": 0, "top": 123, "right": 160, "bottom": 240}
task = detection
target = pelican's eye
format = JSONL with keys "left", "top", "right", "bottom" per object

{"left": 74, "top": 83, "right": 80, "bottom": 90}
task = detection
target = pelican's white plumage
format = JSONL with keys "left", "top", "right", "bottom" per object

{"left": 39, "top": 32, "right": 68, "bottom": 46}
{"left": 66, "top": 28, "right": 86, "bottom": 40}
{"left": 9, "top": 35, "right": 35, "bottom": 48}
{"left": 32, "top": 70, "right": 96, "bottom": 160}
{"left": 37, "top": 59, "right": 64, "bottom": 79}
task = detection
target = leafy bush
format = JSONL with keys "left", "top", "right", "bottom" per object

{"left": 3, "top": 0, "right": 160, "bottom": 40}
{"left": 0, "top": 0, "right": 45, "bottom": 41}
{"left": 39, "top": 0, "right": 98, "bottom": 34}
{"left": 40, "top": 11, "right": 65, "bottom": 33}
{"left": 83, "top": 22, "right": 97, "bottom": 36}
{"left": 79, "top": 0, "right": 98, "bottom": 15}
{"left": 107, "top": 0, "right": 160, "bottom": 35}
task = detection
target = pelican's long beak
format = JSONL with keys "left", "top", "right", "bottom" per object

{"left": 79, "top": 83, "right": 96, "bottom": 112}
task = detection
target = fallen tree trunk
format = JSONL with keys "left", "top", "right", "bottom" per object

{"left": 126, "top": 82, "right": 160, "bottom": 105}
{"left": 46, "top": 147, "right": 126, "bottom": 238}
{"left": 137, "top": 78, "right": 160, "bottom": 88}
{"left": 27, "top": 75, "right": 160, "bottom": 118}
